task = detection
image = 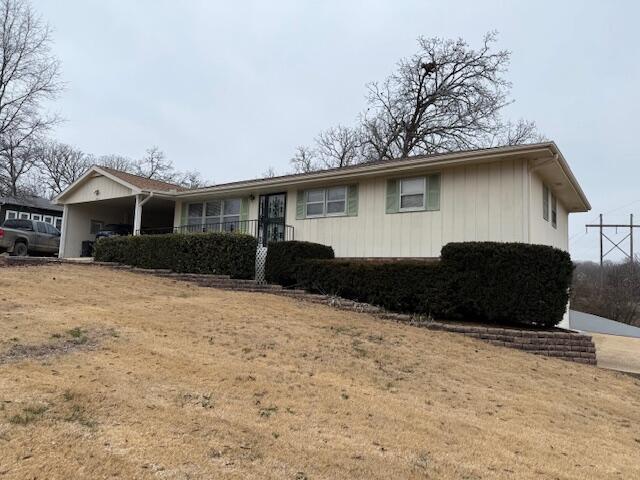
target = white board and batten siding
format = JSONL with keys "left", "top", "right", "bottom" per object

{"left": 287, "top": 159, "right": 534, "bottom": 258}
{"left": 62, "top": 175, "right": 134, "bottom": 204}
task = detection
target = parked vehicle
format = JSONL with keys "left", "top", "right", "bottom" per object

{"left": 95, "top": 224, "right": 133, "bottom": 240}
{"left": 0, "top": 218, "right": 61, "bottom": 256}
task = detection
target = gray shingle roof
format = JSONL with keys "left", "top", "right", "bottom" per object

{"left": 0, "top": 195, "right": 63, "bottom": 212}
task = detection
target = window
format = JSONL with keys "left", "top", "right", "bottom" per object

{"left": 400, "top": 178, "right": 426, "bottom": 211}
{"left": 305, "top": 186, "right": 347, "bottom": 217}
{"left": 305, "top": 190, "right": 325, "bottom": 217}
{"left": 43, "top": 215, "right": 53, "bottom": 224}
{"left": 187, "top": 198, "right": 243, "bottom": 231}
{"left": 222, "top": 198, "right": 241, "bottom": 231}
{"left": 542, "top": 184, "right": 550, "bottom": 221}
{"left": 326, "top": 187, "right": 347, "bottom": 215}
{"left": 31, "top": 213, "right": 42, "bottom": 222}
{"left": 19, "top": 212, "right": 30, "bottom": 220}
{"left": 386, "top": 174, "right": 440, "bottom": 214}
{"left": 5, "top": 210, "right": 17, "bottom": 220}
{"left": 187, "top": 203, "right": 204, "bottom": 226}
{"left": 54, "top": 217, "right": 63, "bottom": 230}
{"left": 36, "top": 222, "right": 47, "bottom": 233}
{"left": 45, "top": 223, "right": 60, "bottom": 235}
{"left": 90, "top": 220, "right": 103, "bottom": 235}
{"left": 551, "top": 193, "right": 557, "bottom": 228}
{"left": 3, "top": 219, "right": 32, "bottom": 230}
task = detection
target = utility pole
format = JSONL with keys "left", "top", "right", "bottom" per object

{"left": 586, "top": 213, "right": 640, "bottom": 265}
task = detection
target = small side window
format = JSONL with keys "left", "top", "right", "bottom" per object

{"left": 90, "top": 220, "right": 103, "bottom": 235}
{"left": 5, "top": 210, "right": 18, "bottom": 220}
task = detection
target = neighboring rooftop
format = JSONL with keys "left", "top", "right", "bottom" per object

{"left": 99, "top": 166, "right": 187, "bottom": 192}
{"left": 0, "top": 195, "right": 63, "bottom": 212}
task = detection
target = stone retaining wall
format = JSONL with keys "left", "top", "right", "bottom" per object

{"left": 2, "top": 257, "right": 597, "bottom": 365}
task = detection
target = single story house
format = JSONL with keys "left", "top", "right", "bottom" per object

{"left": 53, "top": 142, "right": 590, "bottom": 258}
{"left": 1, "top": 195, "right": 64, "bottom": 230}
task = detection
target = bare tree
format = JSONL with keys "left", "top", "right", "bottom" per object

{"left": 572, "top": 261, "right": 640, "bottom": 327}
{"left": 261, "top": 166, "right": 277, "bottom": 178}
{"left": 0, "top": 0, "right": 61, "bottom": 194}
{"left": 315, "top": 125, "right": 362, "bottom": 168}
{"left": 290, "top": 145, "right": 318, "bottom": 174}
{"left": 34, "top": 141, "right": 88, "bottom": 195}
{"left": 134, "top": 146, "right": 175, "bottom": 181}
{"left": 0, "top": 130, "right": 38, "bottom": 195}
{"left": 488, "top": 119, "right": 546, "bottom": 147}
{"left": 173, "top": 170, "right": 207, "bottom": 189}
{"left": 293, "top": 32, "right": 542, "bottom": 172}
{"left": 92, "top": 153, "right": 135, "bottom": 172}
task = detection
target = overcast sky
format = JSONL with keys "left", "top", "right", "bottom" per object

{"left": 34, "top": 0, "right": 639, "bottom": 261}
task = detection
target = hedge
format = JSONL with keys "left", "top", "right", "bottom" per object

{"left": 274, "top": 241, "right": 573, "bottom": 328}
{"left": 264, "top": 240, "right": 334, "bottom": 287}
{"left": 440, "top": 242, "right": 573, "bottom": 327}
{"left": 297, "top": 259, "right": 452, "bottom": 315}
{"left": 94, "top": 233, "right": 257, "bottom": 279}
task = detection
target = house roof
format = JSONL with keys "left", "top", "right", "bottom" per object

{"left": 0, "top": 195, "right": 63, "bottom": 212}
{"left": 54, "top": 142, "right": 591, "bottom": 212}
{"left": 99, "top": 167, "right": 186, "bottom": 192}
{"left": 176, "top": 142, "right": 591, "bottom": 212}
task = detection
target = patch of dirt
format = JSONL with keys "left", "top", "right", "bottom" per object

{"left": 0, "top": 328, "right": 108, "bottom": 364}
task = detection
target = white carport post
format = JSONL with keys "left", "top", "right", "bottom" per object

{"left": 133, "top": 193, "right": 153, "bottom": 235}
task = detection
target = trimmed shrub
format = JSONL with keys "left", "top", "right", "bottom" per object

{"left": 441, "top": 242, "right": 574, "bottom": 327}
{"left": 94, "top": 233, "right": 257, "bottom": 279}
{"left": 265, "top": 241, "right": 334, "bottom": 287}
{"left": 278, "top": 241, "right": 573, "bottom": 327}
{"left": 297, "top": 259, "right": 452, "bottom": 315}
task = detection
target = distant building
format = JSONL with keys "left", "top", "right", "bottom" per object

{"left": 0, "top": 195, "right": 64, "bottom": 230}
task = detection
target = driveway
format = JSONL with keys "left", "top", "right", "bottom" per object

{"left": 591, "top": 333, "right": 640, "bottom": 375}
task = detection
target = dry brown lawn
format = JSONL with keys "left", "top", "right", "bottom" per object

{"left": 0, "top": 264, "right": 639, "bottom": 480}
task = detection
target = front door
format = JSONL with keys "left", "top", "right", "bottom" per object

{"left": 258, "top": 193, "right": 286, "bottom": 247}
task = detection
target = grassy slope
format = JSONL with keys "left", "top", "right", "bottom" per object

{"left": 0, "top": 265, "right": 639, "bottom": 479}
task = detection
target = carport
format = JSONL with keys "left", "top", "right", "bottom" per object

{"left": 54, "top": 166, "right": 181, "bottom": 257}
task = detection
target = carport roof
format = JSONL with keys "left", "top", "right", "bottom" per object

{"left": 99, "top": 167, "right": 186, "bottom": 192}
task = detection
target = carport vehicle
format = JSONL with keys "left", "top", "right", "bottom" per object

{"left": 0, "top": 219, "right": 61, "bottom": 256}
{"left": 95, "top": 224, "right": 133, "bottom": 240}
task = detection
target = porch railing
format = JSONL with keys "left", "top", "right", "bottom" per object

{"left": 138, "top": 219, "right": 294, "bottom": 245}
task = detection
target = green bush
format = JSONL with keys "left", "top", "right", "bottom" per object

{"left": 279, "top": 241, "right": 573, "bottom": 328}
{"left": 297, "top": 259, "right": 451, "bottom": 315}
{"left": 441, "top": 242, "right": 573, "bottom": 327}
{"left": 94, "top": 233, "right": 257, "bottom": 279}
{"left": 265, "top": 241, "right": 334, "bottom": 287}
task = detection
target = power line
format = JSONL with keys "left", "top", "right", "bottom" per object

{"left": 585, "top": 214, "right": 640, "bottom": 265}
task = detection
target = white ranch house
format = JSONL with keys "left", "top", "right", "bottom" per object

{"left": 53, "top": 142, "right": 590, "bottom": 259}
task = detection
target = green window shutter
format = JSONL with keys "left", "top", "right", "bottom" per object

{"left": 385, "top": 179, "right": 399, "bottom": 214}
{"left": 240, "top": 198, "right": 249, "bottom": 221}
{"left": 296, "top": 190, "right": 305, "bottom": 219}
{"left": 180, "top": 202, "right": 188, "bottom": 226}
{"left": 426, "top": 174, "right": 440, "bottom": 211}
{"left": 239, "top": 197, "right": 250, "bottom": 233}
{"left": 347, "top": 184, "right": 358, "bottom": 216}
{"left": 543, "top": 184, "right": 549, "bottom": 221}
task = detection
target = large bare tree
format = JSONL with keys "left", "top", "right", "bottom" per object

{"left": 293, "top": 32, "right": 543, "bottom": 171}
{"left": 0, "top": 0, "right": 61, "bottom": 195}
{"left": 35, "top": 141, "right": 88, "bottom": 195}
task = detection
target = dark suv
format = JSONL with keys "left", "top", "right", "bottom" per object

{"left": 95, "top": 224, "right": 133, "bottom": 240}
